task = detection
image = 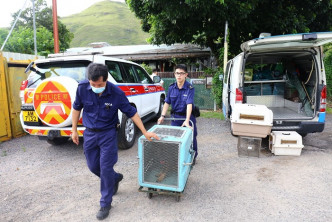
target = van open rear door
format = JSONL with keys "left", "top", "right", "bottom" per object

{"left": 222, "top": 60, "right": 232, "bottom": 119}
{"left": 241, "top": 32, "right": 332, "bottom": 53}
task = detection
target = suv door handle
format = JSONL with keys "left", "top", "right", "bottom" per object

{"left": 130, "top": 88, "right": 136, "bottom": 92}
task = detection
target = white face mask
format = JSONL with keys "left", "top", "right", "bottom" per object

{"left": 91, "top": 85, "right": 105, "bottom": 94}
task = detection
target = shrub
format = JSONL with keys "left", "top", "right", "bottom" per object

{"left": 204, "top": 67, "right": 223, "bottom": 108}
{"left": 324, "top": 53, "right": 332, "bottom": 97}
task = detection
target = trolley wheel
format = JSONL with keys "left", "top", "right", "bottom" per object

{"left": 147, "top": 188, "right": 154, "bottom": 199}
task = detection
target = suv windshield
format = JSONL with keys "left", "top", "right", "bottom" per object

{"left": 27, "top": 61, "right": 90, "bottom": 88}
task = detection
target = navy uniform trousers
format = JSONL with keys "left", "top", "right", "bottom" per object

{"left": 83, "top": 128, "right": 121, "bottom": 208}
{"left": 171, "top": 113, "right": 198, "bottom": 159}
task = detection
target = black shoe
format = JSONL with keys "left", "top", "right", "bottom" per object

{"left": 113, "top": 173, "right": 123, "bottom": 195}
{"left": 96, "top": 205, "right": 111, "bottom": 220}
{"left": 192, "top": 158, "right": 196, "bottom": 166}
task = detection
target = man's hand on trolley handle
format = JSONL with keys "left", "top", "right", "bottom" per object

{"left": 143, "top": 131, "right": 160, "bottom": 141}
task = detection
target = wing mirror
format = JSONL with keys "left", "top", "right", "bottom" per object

{"left": 153, "top": 75, "right": 161, "bottom": 83}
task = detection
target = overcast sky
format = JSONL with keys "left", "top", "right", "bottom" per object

{"left": 0, "top": 0, "right": 125, "bottom": 28}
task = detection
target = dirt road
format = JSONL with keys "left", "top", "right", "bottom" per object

{"left": 1, "top": 116, "right": 332, "bottom": 221}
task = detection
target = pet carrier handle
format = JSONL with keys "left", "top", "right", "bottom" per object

{"left": 183, "top": 151, "right": 196, "bottom": 166}
{"left": 162, "top": 118, "right": 194, "bottom": 129}
{"left": 162, "top": 117, "right": 194, "bottom": 143}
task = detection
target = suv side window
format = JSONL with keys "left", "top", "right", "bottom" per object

{"left": 105, "top": 61, "right": 123, "bottom": 83}
{"left": 133, "top": 65, "right": 153, "bottom": 84}
{"left": 122, "top": 63, "right": 138, "bottom": 83}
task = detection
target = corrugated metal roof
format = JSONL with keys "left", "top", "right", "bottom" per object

{"left": 65, "top": 44, "right": 211, "bottom": 60}
{"left": 2, "top": 51, "right": 45, "bottom": 61}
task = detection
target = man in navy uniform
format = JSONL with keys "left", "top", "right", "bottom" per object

{"left": 158, "top": 64, "right": 198, "bottom": 163}
{"left": 71, "top": 63, "right": 159, "bottom": 220}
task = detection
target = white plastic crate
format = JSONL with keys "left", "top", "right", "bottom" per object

{"left": 231, "top": 104, "right": 273, "bottom": 138}
{"left": 269, "top": 131, "right": 304, "bottom": 156}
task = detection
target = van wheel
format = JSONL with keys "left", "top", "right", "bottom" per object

{"left": 299, "top": 133, "right": 307, "bottom": 138}
{"left": 118, "top": 115, "right": 137, "bottom": 150}
{"left": 47, "top": 137, "right": 69, "bottom": 145}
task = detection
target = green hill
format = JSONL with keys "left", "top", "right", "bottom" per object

{"left": 60, "top": 1, "right": 150, "bottom": 47}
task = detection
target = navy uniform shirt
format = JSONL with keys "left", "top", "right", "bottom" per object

{"left": 165, "top": 80, "right": 195, "bottom": 113}
{"left": 73, "top": 80, "right": 137, "bottom": 130}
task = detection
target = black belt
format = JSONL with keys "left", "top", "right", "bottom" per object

{"left": 171, "top": 111, "right": 186, "bottom": 116}
{"left": 85, "top": 127, "right": 110, "bottom": 132}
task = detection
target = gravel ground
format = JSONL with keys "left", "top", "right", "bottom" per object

{"left": 1, "top": 116, "right": 332, "bottom": 222}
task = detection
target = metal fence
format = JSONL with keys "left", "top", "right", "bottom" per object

{"left": 162, "top": 78, "right": 215, "bottom": 110}
{"left": 159, "top": 71, "right": 206, "bottom": 79}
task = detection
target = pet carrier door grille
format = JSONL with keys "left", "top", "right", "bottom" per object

{"left": 152, "top": 127, "right": 186, "bottom": 138}
{"left": 143, "top": 140, "right": 180, "bottom": 187}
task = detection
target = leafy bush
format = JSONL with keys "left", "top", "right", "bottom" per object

{"left": 324, "top": 44, "right": 332, "bottom": 97}
{"left": 204, "top": 67, "right": 223, "bottom": 108}
{"left": 140, "top": 63, "right": 153, "bottom": 74}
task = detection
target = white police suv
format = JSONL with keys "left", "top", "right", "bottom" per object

{"left": 20, "top": 52, "right": 165, "bottom": 149}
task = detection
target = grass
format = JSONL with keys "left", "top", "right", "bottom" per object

{"left": 327, "top": 107, "right": 332, "bottom": 114}
{"left": 200, "top": 110, "right": 225, "bottom": 120}
{"left": 327, "top": 97, "right": 332, "bottom": 114}
{"left": 199, "top": 107, "right": 332, "bottom": 117}
{"left": 199, "top": 107, "right": 332, "bottom": 116}
{"left": 60, "top": 1, "right": 150, "bottom": 47}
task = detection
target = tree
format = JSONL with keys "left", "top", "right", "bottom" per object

{"left": 8, "top": 0, "right": 73, "bottom": 53}
{"left": 0, "top": 28, "right": 9, "bottom": 48}
{"left": 4, "top": 26, "right": 53, "bottom": 56}
{"left": 126, "top": 0, "right": 332, "bottom": 58}
{"left": 324, "top": 43, "right": 332, "bottom": 97}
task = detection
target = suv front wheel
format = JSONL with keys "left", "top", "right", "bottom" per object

{"left": 154, "top": 97, "right": 165, "bottom": 120}
{"left": 117, "top": 114, "right": 137, "bottom": 149}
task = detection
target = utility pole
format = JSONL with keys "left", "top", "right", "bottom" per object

{"left": 52, "top": 0, "right": 59, "bottom": 53}
{"left": 32, "top": 0, "right": 37, "bottom": 56}
{"left": 1, "top": 0, "right": 28, "bottom": 51}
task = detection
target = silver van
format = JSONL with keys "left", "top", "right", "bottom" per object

{"left": 222, "top": 32, "right": 332, "bottom": 136}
